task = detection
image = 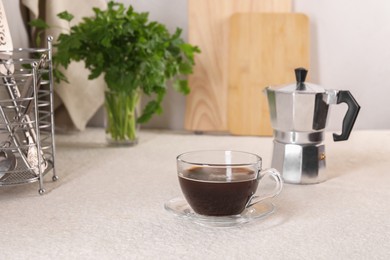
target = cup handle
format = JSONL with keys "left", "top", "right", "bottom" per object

{"left": 246, "top": 168, "right": 283, "bottom": 208}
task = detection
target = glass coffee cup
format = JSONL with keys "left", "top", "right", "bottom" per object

{"left": 176, "top": 150, "right": 283, "bottom": 216}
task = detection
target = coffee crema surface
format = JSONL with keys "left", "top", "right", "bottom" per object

{"left": 179, "top": 166, "right": 258, "bottom": 216}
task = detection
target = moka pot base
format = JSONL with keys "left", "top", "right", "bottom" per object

{"left": 271, "top": 130, "right": 326, "bottom": 184}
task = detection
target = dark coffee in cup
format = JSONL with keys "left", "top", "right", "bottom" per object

{"left": 179, "top": 166, "right": 259, "bottom": 216}
{"left": 176, "top": 150, "right": 283, "bottom": 217}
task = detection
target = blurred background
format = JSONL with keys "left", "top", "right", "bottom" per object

{"left": 3, "top": 0, "right": 390, "bottom": 132}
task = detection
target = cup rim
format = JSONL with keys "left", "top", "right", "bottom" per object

{"left": 176, "top": 150, "right": 262, "bottom": 167}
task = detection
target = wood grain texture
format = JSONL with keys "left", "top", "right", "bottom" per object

{"left": 228, "top": 13, "right": 310, "bottom": 136}
{"left": 184, "top": 0, "right": 292, "bottom": 132}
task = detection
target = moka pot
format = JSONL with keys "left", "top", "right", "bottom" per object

{"left": 265, "top": 68, "right": 360, "bottom": 184}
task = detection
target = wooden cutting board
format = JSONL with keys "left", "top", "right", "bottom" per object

{"left": 228, "top": 13, "right": 310, "bottom": 136}
{"left": 184, "top": 0, "right": 292, "bottom": 132}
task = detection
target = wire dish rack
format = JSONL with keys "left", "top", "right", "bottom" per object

{"left": 0, "top": 37, "right": 57, "bottom": 194}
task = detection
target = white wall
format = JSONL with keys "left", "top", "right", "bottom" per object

{"left": 123, "top": 0, "right": 390, "bottom": 131}
{"left": 294, "top": 0, "right": 390, "bottom": 131}
{"left": 4, "top": 0, "right": 390, "bottom": 131}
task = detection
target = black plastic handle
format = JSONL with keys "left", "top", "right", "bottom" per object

{"left": 295, "top": 67, "right": 308, "bottom": 90}
{"left": 333, "top": 90, "right": 361, "bottom": 142}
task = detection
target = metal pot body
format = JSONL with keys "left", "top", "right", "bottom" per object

{"left": 271, "top": 133, "right": 326, "bottom": 184}
{"left": 266, "top": 88, "right": 338, "bottom": 133}
{"left": 265, "top": 68, "right": 360, "bottom": 184}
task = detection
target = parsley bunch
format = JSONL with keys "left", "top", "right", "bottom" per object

{"left": 35, "top": 1, "right": 200, "bottom": 124}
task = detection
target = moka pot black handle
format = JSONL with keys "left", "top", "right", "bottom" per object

{"left": 333, "top": 90, "right": 361, "bottom": 141}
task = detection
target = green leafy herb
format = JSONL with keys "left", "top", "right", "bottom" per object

{"left": 28, "top": 18, "right": 50, "bottom": 46}
{"left": 57, "top": 11, "right": 74, "bottom": 22}
{"left": 29, "top": 1, "right": 200, "bottom": 126}
{"left": 53, "top": 1, "right": 200, "bottom": 125}
{"left": 28, "top": 19, "right": 50, "bottom": 29}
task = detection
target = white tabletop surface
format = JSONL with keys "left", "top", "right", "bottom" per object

{"left": 0, "top": 128, "right": 389, "bottom": 259}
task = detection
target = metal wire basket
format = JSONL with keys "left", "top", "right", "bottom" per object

{"left": 0, "top": 37, "right": 57, "bottom": 194}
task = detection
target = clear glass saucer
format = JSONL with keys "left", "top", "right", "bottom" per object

{"left": 164, "top": 197, "right": 275, "bottom": 227}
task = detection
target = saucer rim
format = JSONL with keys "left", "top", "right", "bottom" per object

{"left": 164, "top": 196, "right": 275, "bottom": 227}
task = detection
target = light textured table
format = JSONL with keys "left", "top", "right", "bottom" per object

{"left": 0, "top": 128, "right": 389, "bottom": 259}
